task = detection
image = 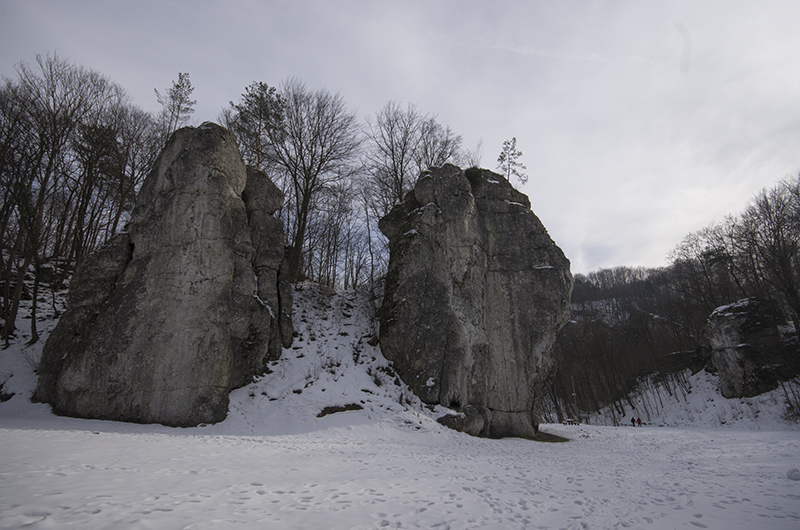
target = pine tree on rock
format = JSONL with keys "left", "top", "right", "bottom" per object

{"left": 155, "top": 72, "right": 196, "bottom": 137}
{"left": 497, "top": 137, "right": 528, "bottom": 185}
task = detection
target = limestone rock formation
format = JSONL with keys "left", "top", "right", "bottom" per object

{"left": 34, "top": 122, "right": 292, "bottom": 427}
{"left": 379, "top": 165, "right": 573, "bottom": 438}
{"left": 700, "top": 297, "right": 798, "bottom": 398}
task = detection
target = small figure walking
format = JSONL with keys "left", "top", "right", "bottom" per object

{"left": 631, "top": 417, "right": 636, "bottom": 427}
{"left": 637, "top": 417, "right": 642, "bottom": 427}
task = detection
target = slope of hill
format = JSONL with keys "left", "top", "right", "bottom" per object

{"left": 587, "top": 369, "right": 800, "bottom": 430}
{"left": 0, "top": 282, "right": 450, "bottom": 435}
{"left": 203, "top": 282, "right": 452, "bottom": 436}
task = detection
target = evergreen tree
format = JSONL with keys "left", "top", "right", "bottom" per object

{"left": 496, "top": 137, "right": 528, "bottom": 185}
{"left": 155, "top": 72, "right": 196, "bottom": 137}
{"left": 225, "top": 82, "right": 284, "bottom": 169}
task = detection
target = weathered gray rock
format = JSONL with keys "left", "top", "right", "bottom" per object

{"left": 379, "top": 165, "right": 573, "bottom": 438}
{"left": 242, "top": 166, "right": 294, "bottom": 358}
{"left": 701, "top": 297, "right": 797, "bottom": 398}
{"left": 34, "top": 122, "right": 292, "bottom": 426}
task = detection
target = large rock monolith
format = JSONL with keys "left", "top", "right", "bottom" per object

{"left": 378, "top": 165, "right": 572, "bottom": 438}
{"left": 700, "top": 297, "right": 798, "bottom": 398}
{"left": 34, "top": 122, "right": 292, "bottom": 426}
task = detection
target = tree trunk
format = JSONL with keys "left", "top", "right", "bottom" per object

{"left": 2, "top": 251, "right": 33, "bottom": 348}
{"left": 27, "top": 262, "right": 39, "bottom": 345}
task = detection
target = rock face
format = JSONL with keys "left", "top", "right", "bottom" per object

{"left": 379, "top": 165, "right": 572, "bottom": 438}
{"left": 700, "top": 297, "right": 798, "bottom": 398}
{"left": 34, "top": 122, "right": 292, "bottom": 427}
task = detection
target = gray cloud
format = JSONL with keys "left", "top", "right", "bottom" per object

{"left": 2, "top": 0, "right": 799, "bottom": 274}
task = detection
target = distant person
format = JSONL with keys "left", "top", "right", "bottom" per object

{"left": 637, "top": 417, "right": 642, "bottom": 427}
{"left": 631, "top": 417, "right": 636, "bottom": 427}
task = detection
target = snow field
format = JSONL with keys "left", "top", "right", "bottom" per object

{"left": 1, "top": 283, "right": 799, "bottom": 529}
{"left": 2, "top": 420, "right": 799, "bottom": 529}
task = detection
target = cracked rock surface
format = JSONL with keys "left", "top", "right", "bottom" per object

{"left": 379, "top": 165, "right": 572, "bottom": 438}
{"left": 34, "top": 123, "right": 292, "bottom": 426}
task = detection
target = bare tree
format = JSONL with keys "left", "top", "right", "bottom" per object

{"left": 669, "top": 226, "right": 734, "bottom": 314}
{"left": 549, "top": 175, "right": 800, "bottom": 421}
{"left": 415, "top": 116, "right": 463, "bottom": 173}
{"left": 736, "top": 176, "right": 800, "bottom": 338}
{"left": 2, "top": 55, "right": 112, "bottom": 343}
{"left": 362, "top": 102, "right": 422, "bottom": 217}
{"left": 267, "top": 78, "right": 361, "bottom": 282}
{"left": 362, "top": 101, "right": 464, "bottom": 219}
{"left": 463, "top": 138, "right": 485, "bottom": 168}
{"left": 1, "top": 54, "right": 159, "bottom": 346}
{"left": 304, "top": 183, "right": 362, "bottom": 287}
{"left": 108, "top": 104, "right": 160, "bottom": 238}
{"left": 664, "top": 174, "right": 800, "bottom": 343}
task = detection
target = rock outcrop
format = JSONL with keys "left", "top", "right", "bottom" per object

{"left": 34, "top": 122, "right": 292, "bottom": 427}
{"left": 700, "top": 297, "right": 798, "bottom": 398}
{"left": 379, "top": 165, "right": 572, "bottom": 438}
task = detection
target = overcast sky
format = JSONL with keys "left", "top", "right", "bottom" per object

{"left": 2, "top": 0, "right": 799, "bottom": 274}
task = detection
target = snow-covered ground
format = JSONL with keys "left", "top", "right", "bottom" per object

{"left": 2, "top": 283, "right": 799, "bottom": 529}
{"left": 588, "top": 369, "right": 800, "bottom": 431}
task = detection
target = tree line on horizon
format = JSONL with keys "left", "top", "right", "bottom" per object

{"left": 549, "top": 175, "right": 800, "bottom": 421}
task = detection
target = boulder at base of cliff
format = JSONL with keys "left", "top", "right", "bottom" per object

{"left": 378, "top": 165, "right": 573, "bottom": 439}
{"left": 700, "top": 297, "right": 799, "bottom": 398}
{"left": 34, "top": 122, "right": 292, "bottom": 427}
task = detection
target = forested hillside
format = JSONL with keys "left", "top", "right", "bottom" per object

{"left": 547, "top": 176, "right": 800, "bottom": 421}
